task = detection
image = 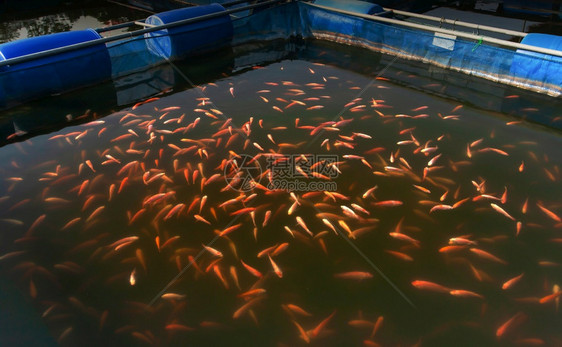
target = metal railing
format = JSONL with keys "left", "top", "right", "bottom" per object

{"left": 384, "top": 8, "right": 528, "bottom": 38}
{"left": 0, "top": 0, "right": 287, "bottom": 68}
{"left": 306, "top": 2, "right": 562, "bottom": 58}
{"left": 98, "top": 0, "right": 257, "bottom": 32}
{"left": 2, "top": 0, "right": 560, "bottom": 70}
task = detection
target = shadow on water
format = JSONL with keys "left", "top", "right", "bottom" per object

{"left": 0, "top": 39, "right": 305, "bottom": 147}
{"left": 0, "top": 274, "right": 58, "bottom": 346}
{"left": 2, "top": 38, "right": 561, "bottom": 150}
{"left": 0, "top": 46, "right": 236, "bottom": 147}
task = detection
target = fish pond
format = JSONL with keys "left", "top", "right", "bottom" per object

{"left": 0, "top": 40, "right": 561, "bottom": 346}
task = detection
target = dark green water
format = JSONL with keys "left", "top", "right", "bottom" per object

{"left": 0, "top": 41, "right": 561, "bottom": 346}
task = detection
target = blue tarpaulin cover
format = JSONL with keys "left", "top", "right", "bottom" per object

{"left": 1, "top": 0, "right": 561, "bottom": 109}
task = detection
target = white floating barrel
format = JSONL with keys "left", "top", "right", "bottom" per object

{"left": 144, "top": 4, "right": 233, "bottom": 59}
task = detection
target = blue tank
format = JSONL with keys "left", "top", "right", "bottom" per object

{"left": 510, "top": 33, "right": 562, "bottom": 90}
{"left": 0, "top": 29, "right": 111, "bottom": 108}
{"left": 314, "top": 0, "right": 386, "bottom": 15}
{"left": 144, "top": 4, "right": 233, "bottom": 59}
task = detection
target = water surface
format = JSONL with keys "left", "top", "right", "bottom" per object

{"left": 0, "top": 41, "right": 561, "bottom": 346}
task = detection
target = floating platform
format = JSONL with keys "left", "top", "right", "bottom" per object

{"left": 0, "top": 0, "right": 560, "bottom": 120}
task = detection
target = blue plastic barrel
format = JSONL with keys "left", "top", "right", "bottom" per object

{"left": 144, "top": 4, "right": 233, "bottom": 59}
{"left": 0, "top": 29, "right": 111, "bottom": 108}
{"left": 314, "top": 0, "right": 385, "bottom": 15}
{"left": 510, "top": 33, "right": 562, "bottom": 88}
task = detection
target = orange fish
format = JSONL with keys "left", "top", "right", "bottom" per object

{"left": 238, "top": 288, "right": 266, "bottom": 299}
{"left": 536, "top": 203, "right": 561, "bottom": 222}
{"left": 322, "top": 219, "right": 337, "bottom": 234}
{"left": 306, "top": 105, "right": 324, "bottom": 110}
{"left": 389, "top": 232, "right": 419, "bottom": 245}
{"left": 241, "top": 260, "right": 262, "bottom": 278}
{"left": 427, "top": 153, "right": 441, "bottom": 166}
{"left": 230, "top": 207, "right": 256, "bottom": 216}
{"left": 202, "top": 244, "right": 223, "bottom": 258}
{"left": 311, "top": 311, "right": 336, "bottom": 338}
{"left": 449, "top": 237, "right": 477, "bottom": 246}
{"left": 430, "top": 204, "right": 453, "bottom": 213}
{"left": 449, "top": 289, "right": 483, "bottom": 299}
{"left": 194, "top": 215, "right": 211, "bottom": 225}
{"left": 27, "top": 214, "right": 46, "bottom": 235}
{"left": 257, "top": 244, "right": 278, "bottom": 258}
{"left": 232, "top": 296, "right": 264, "bottom": 319}
{"left": 539, "top": 290, "right": 562, "bottom": 304}
{"left": 496, "top": 312, "right": 526, "bottom": 338}
{"left": 362, "top": 186, "right": 378, "bottom": 199}
{"left": 334, "top": 271, "right": 373, "bottom": 280}
{"left": 268, "top": 256, "right": 283, "bottom": 278}
{"left": 439, "top": 245, "right": 467, "bottom": 253}
{"left": 385, "top": 250, "right": 413, "bottom": 261}
{"left": 85, "top": 206, "right": 104, "bottom": 224}
{"left": 218, "top": 223, "right": 242, "bottom": 237}
{"left": 372, "top": 200, "right": 403, "bottom": 207}
{"left": 411, "top": 280, "right": 450, "bottom": 293}
{"left": 292, "top": 320, "right": 310, "bottom": 343}
{"left": 165, "top": 324, "right": 194, "bottom": 332}
{"left": 502, "top": 273, "right": 524, "bottom": 290}
{"left": 490, "top": 203, "right": 515, "bottom": 221}
{"left": 164, "top": 203, "right": 185, "bottom": 220}
{"left": 371, "top": 316, "right": 384, "bottom": 338}
{"left": 296, "top": 216, "right": 313, "bottom": 236}
{"left": 285, "top": 304, "right": 312, "bottom": 317}
{"left": 271, "top": 243, "right": 289, "bottom": 257}
{"left": 470, "top": 248, "right": 507, "bottom": 265}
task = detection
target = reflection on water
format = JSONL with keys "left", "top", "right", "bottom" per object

{"left": 0, "top": 40, "right": 561, "bottom": 346}
{"left": 0, "top": 4, "right": 148, "bottom": 44}
{"left": 0, "top": 45, "right": 240, "bottom": 144}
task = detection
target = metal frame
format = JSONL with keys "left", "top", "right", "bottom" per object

{"left": 0, "top": 0, "right": 287, "bottom": 68}
{"left": 306, "top": 2, "right": 562, "bottom": 58}
{"left": 385, "top": 8, "right": 528, "bottom": 38}
{"left": 2, "top": 0, "right": 561, "bottom": 70}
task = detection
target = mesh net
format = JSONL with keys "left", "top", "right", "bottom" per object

{"left": 1, "top": 1, "right": 560, "bottom": 111}
{"left": 297, "top": 2, "right": 562, "bottom": 97}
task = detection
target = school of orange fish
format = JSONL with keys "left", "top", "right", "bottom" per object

{"left": 0, "top": 59, "right": 561, "bottom": 346}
